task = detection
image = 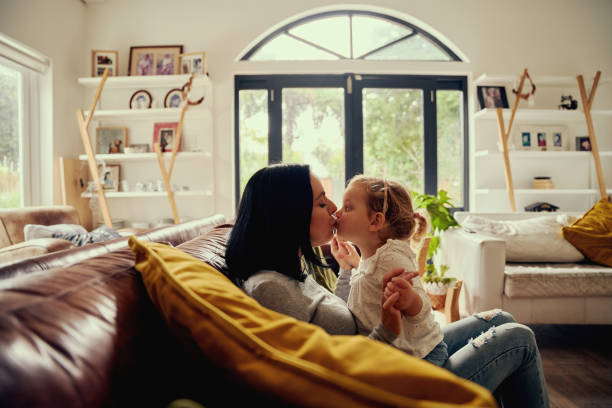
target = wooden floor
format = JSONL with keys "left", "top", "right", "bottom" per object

{"left": 530, "top": 325, "right": 612, "bottom": 408}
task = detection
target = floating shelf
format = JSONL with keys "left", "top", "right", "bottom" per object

{"left": 78, "top": 151, "right": 212, "bottom": 162}
{"left": 475, "top": 188, "right": 611, "bottom": 195}
{"left": 82, "top": 107, "right": 210, "bottom": 120}
{"left": 78, "top": 74, "right": 210, "bottom": 89}
{"left": 81, "top": 190, "right": 212, "bottom": 198}
{"left": 473, "top": 108, "right": 612, "bottom": 121}
{"left": 474, "top": 74, "right": 610, "bottom": 87}
{"left": 474, "top": 150, "right": 612, "bottom": 158}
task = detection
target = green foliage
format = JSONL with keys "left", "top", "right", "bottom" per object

{"left": 412, "top": 190, "right": 460, "bottom": 284}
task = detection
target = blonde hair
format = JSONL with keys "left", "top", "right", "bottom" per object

{"left": 347, "top": 175, "right": 427, "bottom": 243}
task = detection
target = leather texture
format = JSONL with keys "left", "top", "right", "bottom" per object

{"left": 0, "top": 214, "right": 228, "bottom": 408}
{"left": 0, "top": 205, "right": 80, "bottom": 247}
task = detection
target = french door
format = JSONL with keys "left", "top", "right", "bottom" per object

{"left": 235, "top": 74, "right": 467, "bottom": 209}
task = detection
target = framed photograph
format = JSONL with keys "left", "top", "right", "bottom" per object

{"left": 91, "top": 50, "right": 118, "bottom": 77}
{"left": 128, "top": 45, "right": 183, "bottom": 76}
{"left": 179, "top": 52, "right": 206, "bottom": 75}
{"left": 129, "top": 89, "right": 152, "bottom": 109}
{"left": 516, "top": 126, "right": 536, "bottom": 150}
{"left": 96, "top": 127, "right": 128, "bottom": 154}
{"left": 153, "top": 122, "right": 181, "bottom": 153}
{"left": 536, "top": 131, "right": 548, "bottom": 150}
{"left": 576, "top": 136, "right": 592, "bottom": 151}
{"left": 477, "top": 86, "right": 509, "bottom": 110}
{"left": 548, "top": 126, "right": 569, "bottom": 151}
{"left": 97, "top": 164, "right": 121, "bottom": 191}
{"left": 164, "top": 88, "right": 183, "bottom": 108}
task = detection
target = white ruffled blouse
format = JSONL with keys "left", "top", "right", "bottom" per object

{"left": 347, "top": 239, "right": 443, "bottom": 358}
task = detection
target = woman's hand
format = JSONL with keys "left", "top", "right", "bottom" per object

{"left": 381, "top": 291, "right": 402, "bottom": 335}
{"left": 330, "top": 236, "right": 360, "bottom": 270}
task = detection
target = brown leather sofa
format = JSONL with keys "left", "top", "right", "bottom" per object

{"left": 0, "top": 214, "right": 245, "bottom": 408}
{"left": 0, "top": 206, "right": 84, "bottom": 266}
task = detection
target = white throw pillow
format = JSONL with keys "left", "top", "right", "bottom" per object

{"left": 24, "top": 224, "right": 88, "bottom": 241}
{"left": 462, "top": 214, "right": 584, "bottom": 262}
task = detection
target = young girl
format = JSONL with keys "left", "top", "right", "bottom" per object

{"left": 331, "top": 175, "right": 448, "bottom": 366}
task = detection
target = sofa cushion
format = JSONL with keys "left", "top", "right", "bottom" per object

{"left": 504, "top": 262, "right": 612, "bottom": 298}
{"left": 462, "top": 214, "right": 584, "bottom": 262}
{"left": 24, "top": 223, "right": 88, "bottom": 241}
{"left": 128, "top": 236, "right": 494, "bottom": 408}
{"left": 0, "top": 238, "right": 75, "bottom": 267}
{"left": 562, "top": 199, "right": 612, "bottom": 267}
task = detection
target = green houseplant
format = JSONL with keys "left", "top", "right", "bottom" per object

{"left": 411, "top": 190, "right": 460, "bottom": 309}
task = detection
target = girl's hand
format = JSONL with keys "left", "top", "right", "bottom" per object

{"left": 330, "top": 236, "right": 360, "bottom": 270}
{"left": 384, "top": 272, "right": 423, "bottom": 316}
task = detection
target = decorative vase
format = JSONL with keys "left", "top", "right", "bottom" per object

{"left": 423, "top": 281, "right": 451, "bottom": 311}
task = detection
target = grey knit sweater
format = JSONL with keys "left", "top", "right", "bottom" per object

{"left": 242, "top": 268, "right": 397, "bottom": 343}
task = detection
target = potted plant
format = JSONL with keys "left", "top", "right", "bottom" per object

{"left": 412, "top": 190, "right": 460, "bottom": 311}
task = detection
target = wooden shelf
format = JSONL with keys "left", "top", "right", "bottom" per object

{"left": 81, "top": 190, "right": 213, "bottom": 198}
{"left": 78, "top": 74, "right": 210, "bottom": 89}
{"left": 473, "top": 108, "right": 612, "bottom": 121}
{"left": 475, "top": 188, "right": 611, "bottom": 195}
{"left": 78, "top": 151, "right": 212, "bottom": 162}
{"left": 475, "top": 150, "right": 612, "bottom": 158}
{"left": 474, "top": 74, "right": 610, "bottom": 87}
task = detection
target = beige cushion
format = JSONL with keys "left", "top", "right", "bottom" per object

{"left": 0, "top": 238, "right": 75, "bottom": 266}
{"left": 462, "top": 214, "right": 584, "bottom": 262}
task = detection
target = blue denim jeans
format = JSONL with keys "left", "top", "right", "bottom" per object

{"left": 442, "top": 310, "right": 549, "bottom": 408}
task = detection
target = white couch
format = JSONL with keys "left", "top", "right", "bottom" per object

{"left": 442, "top": 211, "right": 612, "bottom": 324}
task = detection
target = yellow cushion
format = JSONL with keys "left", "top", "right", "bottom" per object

{"left": 128, "top": 236, "right": 495, "bottom": 408}
{"left": 562, "top": 199, "right": 612, "bottom": 267}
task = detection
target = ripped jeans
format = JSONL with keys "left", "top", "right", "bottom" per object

{"left": 442, "top": 310, "right": 549, "bottom": 408}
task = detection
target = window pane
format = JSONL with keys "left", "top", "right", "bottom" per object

{"left": 0, "top": 64, "right": 22, "bottom": 208}
{"left": 239, "top": 90, "right": 268, "bottom": 196}
{"left": 363, "top": 88, "right": 424, "bottom": 194}
{"left": 437, "top": 90, "right": 464, "bottom": 207}
{"left": 365, "top": 34, "right": 452, "bottom": 60}
{"left": 289, "top": 16, "right": 350, "bottom": 58}
{"left": 251, "top": 34, "right": 338, "bottom": 61}
{"left": 282, "top": 88, "right": 345, "bottom": 206}
{"left": 352, "top": 15, "right": 412, "bottom": 58}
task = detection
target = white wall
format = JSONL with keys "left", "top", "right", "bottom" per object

{"left": 2, "top": 0, "right": 611, "bottom": 218}
{"left": 1, "top": 0, "right": 87, "bottom": 205}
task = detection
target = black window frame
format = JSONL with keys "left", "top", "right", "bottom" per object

{"left": 234, "top": 74, "right": 469, "bottom": 211}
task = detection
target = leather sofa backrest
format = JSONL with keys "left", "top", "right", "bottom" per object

{"left": 0, "top": 214, "right": 227, "bottom": 281}
{"left": 0, "top": 206, "right": 80, "bottom": 248}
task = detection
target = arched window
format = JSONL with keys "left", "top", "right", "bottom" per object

{"left": 235, "top": 9, "right": 468, "bottom": 211}
{"left": 241, "top": 10, "right": 460, "bottom": 61}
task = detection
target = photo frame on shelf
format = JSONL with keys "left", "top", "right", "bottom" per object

{"left": 576, "top": 136, "right": 592, "bottom": 151}
{"left": 97, "top": 164, "right": 121, "bottom": 191}
{"left": 179, "top": 52, "right": 206, "bottom": 75}
{"left": 96, "top": 127, "right": 128, "bottom": 154}
{"left": 477, "top": 86, "right": 509, "bottom": 110}
{"left": 128, "top": 45, "right": 183, "bottom": 76}
{"left": 164, "top": 88, "right": 183, "bottom": 108}
{"left": 91, "top": 50, "right": 118, "bottom": 77}
{"left": 516, "top": 125, "right": 568, "bottom": 151}
{"left": 153, "top": 122, "right": 180, "bottom": 153}
{"left": 129, "top": 89, "right": 152, "bottom": 109}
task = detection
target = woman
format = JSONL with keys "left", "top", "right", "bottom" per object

{"left": 226, "top": 163, "right": 549, "bottom": 408}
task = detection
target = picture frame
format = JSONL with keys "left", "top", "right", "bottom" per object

{"left": 97, "top": 164, "right": 120, "bottom": 191}
{"left": 129, "top": 89, "right": 152, "bottom": 109}
{"left": 179, "top": 52, "right": 206, "bottom": 75}
{"left": 96, "top": 127, "right": 128, "bottom": 154}
{"left": 126, "top": 143, "right": 150, "bottom": 153}
{"left": 91, "top": 50, "right": 118, "bottom": 77}
{"left": 153, "top": 122, "right": 181, "bottom": 153}
{"left": 576, "top": 136, "right": 592, "bottom": 151}
{"left": 164, "top": 88, "right": 183, "bottom": 108}
{"left": 477, "top": 86, "right": 509, "bottom": 110}
{"left": 128, "top": 45, "right": 183, "bottom": 76}
{"left": 516, "top": 125, "right": 568, "bottom": 151}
